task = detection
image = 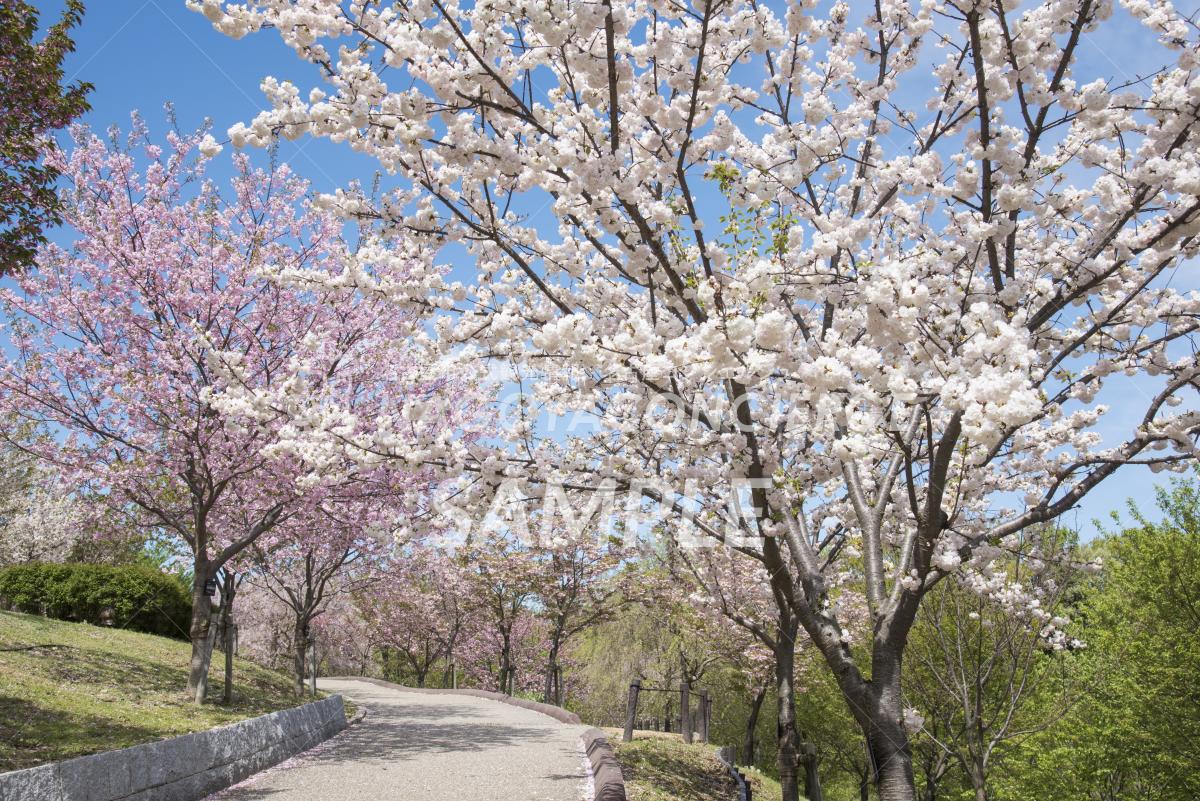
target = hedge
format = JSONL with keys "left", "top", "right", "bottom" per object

{"left": 0, "top": 562, "right": 191, "bottom": 639}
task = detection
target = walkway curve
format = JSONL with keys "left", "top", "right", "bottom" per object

{"left": 206, "top": 678, "right": 591, "bottom": 801}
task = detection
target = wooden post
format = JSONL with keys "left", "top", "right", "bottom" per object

{"left": 680, "top": 679, "right": 693, "bottom": 744}
{"left": 623, "top": 679, "right": 641, "bottom": 742}
{"left": 697, "top": 689, "right": 710, "bottom": 743}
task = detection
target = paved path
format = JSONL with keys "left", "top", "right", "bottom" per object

{"left": 208, "top": 678, "right": 590, "bottom": 801}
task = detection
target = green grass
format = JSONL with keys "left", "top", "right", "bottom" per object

{"left": 606, "top": 729, "right": 786, "bottom": 801}
{"left": 741, "top": 764, "right": 785, "bottom": 801}
{"left": 0, "top": 610, "right": 322, "bottom": 772}
{"left": 611, "top": 732, "right": 732, "bottom": 801}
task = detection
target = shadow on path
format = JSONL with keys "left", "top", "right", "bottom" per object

{"left": 210, "top": 679, "right": 588, "bottom": 801}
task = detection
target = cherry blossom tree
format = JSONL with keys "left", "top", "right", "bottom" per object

{"left": 0, "top": 421, "right": 76, "bottom": 564}
{"left": 0, "top": 120, "right": 446, "bottom": 702}
{"left": 362, "top": 550, "right": 474, "bottom": 687}
{"left": 197, "top": 1, "right": 1200, "bottom": 797}
{"left": 0, "top": 436, "right": 82, "bottom": 566}
{"left": 670, "top": 541, "right": 824, "bottom": 790}
{"left": 311, "top": 590, "right": 377, "bottom": 677}
{"left": 531, "top": 525, "right": 626, "bottom": 705}
{"left": 367, "top": 579, "right": 445, "bottom": 686}
{"left": 248, "top": 505, "right": 391, "bottom": 696}
{"left": 240, "top": 467, "right": 422, "bottom": 697}
{"left": 459, "top": 529, "right": 543, "bottom": 695}
{"left": 235, "top": 576, "right": 296, "bottom": 671}
{"left": 459, "top": 602, "right": 549, "bottom": 694}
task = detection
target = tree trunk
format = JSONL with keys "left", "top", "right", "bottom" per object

{"left": 292, "top": 617, "right": 308, "bottom": 697}
{"left": 194, "top": 622, "right": 217, "bottom": 705}
{"left": 866, "top": 649, "right": 916, "bottom": 801}
{"left": 221, "top": 572, "right": 236, "bottom": 704}
{"left": 415, "top": 640, "right": 431, "bottom": 687}
{"left": 801, "top": 742, "right": 824, "bottom": 801}
{"left": 309, "top": 638, "right": 318, "bottom": 696}
{"left": 744, "top": 684, "right": 767, "bottom": 765}
{"left": 543, "top": 639, "right": 560, "bottom": 705}
{"left": 187, "top": 563, "right": 215, "bottom": 703}
{"left": 776, "top": 641, "right": 801, "bottom": 801}
{"left": 967, "top": 763, "right": 989, "bottom": 801}
{"left": 498, "top": 635, "right": 512, "bottom": 695}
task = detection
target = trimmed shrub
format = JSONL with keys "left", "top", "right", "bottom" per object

{"left": 0, "top": 562, "right": 191, "bottom": 639}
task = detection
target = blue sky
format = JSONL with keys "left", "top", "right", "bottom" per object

{"left": 38, "top": 0, "right": 375, "bottom": 193}
{"left": 33, "top": 0, "right": 1198, "bottom": 536}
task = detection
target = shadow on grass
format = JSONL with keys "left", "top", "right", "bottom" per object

{"left": 617, "top": 737, "right": 734, "bottom": 801}
{"left": 0, "top": 620, "right": 305, "bottom": 772}
{"left": 0, "top": 694, "right": 164, "bottom": 772}
{"left": 46, "top": 644, "right": 191, "bottom": 694}
{"left": 22, "top": 635, "right": 294, "bottom": 712}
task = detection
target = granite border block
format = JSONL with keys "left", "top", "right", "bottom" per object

{"left": 0, "top": 694, "right": 347, "bottom": 801}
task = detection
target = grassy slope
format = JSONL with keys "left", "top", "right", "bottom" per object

{"left": 0, "top": 610, "right": 314, "bottom": 772}
{"left": 609, "top": 730, "right": 784, "bottom": 801}
{"left": 742, "top": 764, "right": 785, "bottom": 801}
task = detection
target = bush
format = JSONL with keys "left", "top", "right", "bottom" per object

{"left": 0, "top": 562, "right": 191, "bottom": 639}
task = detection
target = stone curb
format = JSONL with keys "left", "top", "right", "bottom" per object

{"left": 0, "top": 694, "right": 347, "bottom": 801}
{"left": 582, "top": 728, "right": 626, "bottom": 801}
{"left": 324, "top": 676, "right": 626, "bottom": 800}
{"left": 717, "top": 745, "right": 752, "bottom": 801}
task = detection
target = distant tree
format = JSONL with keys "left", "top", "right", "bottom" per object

{"left": 460, "top": 529, "right": 542, "bottom": 695}
{"left": 248, "top": 488, "right": 400, "bottom": 697}
{"left": 362, "top": 552, "right": 473, "bottom": 688}
{"left": 0, "top": 0, "right": 90, "bottom": 273}
{"left": 1014, "top": 479, "right": 1200, "bottom": 801}
{"left": 530, "top": 522, "right": 626, "bottom": 705}
{"left": 904, "top": 529, "right": 1084, "bottom": 801}
{"left": 235, "top": 578, "right": 294, "bottom": 672}
{"left": 254, "top": 543, "right": 364, "bottom": 697}
{"left": 0, "top": 121, "right": 446, "bottom": 703}
{"left": 311, "top": 591, "right": 377, "bottom": 677}
{"left": 0, "top": 429, "right": 81, "bottom": 566}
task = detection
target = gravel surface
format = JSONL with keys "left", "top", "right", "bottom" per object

{"left": 206, "top": 678, "right": 590, "bottom": 801}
